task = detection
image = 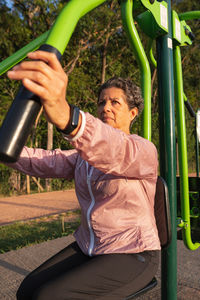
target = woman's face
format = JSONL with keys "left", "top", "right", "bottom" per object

{"left": 97, "top": 87, "right": 138, "bottom": 134}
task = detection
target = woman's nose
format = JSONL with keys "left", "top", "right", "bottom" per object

{"left": 103, "top": 101, "right": 111, "bottom": 112}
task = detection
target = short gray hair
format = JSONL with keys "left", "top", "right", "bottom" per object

{"left": 98, "top": 77, "right": 144, "bottom": 123}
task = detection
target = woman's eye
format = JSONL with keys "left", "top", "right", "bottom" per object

{"left": 98, "top": 100, "right": 105, "bottom": 106}
{"left": 112, "top": 100, "right": 120, "bottom": 105}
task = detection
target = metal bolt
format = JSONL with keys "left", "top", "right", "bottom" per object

{"left": 185, "top": 27, "right": 195, "bottom": 41}
{"left": 189, "top": 31, "right": 195, "bottom": 41}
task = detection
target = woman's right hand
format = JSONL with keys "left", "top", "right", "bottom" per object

{"left": 7, "top": 50, "right": 71, "bottom": 130}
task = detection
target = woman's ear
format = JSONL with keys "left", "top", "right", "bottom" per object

{"left": 130, "top": 107, "right": 138, "bottom": 122}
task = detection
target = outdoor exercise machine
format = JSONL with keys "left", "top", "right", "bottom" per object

{"left": 0, "top": 1, "right": 199, "bottom": 299}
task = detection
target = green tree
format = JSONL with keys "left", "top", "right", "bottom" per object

{"left": 1, "top": 0, "right": 199, "bottom": 194}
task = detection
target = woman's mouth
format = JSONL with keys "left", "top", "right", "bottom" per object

{"left": 102, "top": 116, "right": 114, "bottom": 122}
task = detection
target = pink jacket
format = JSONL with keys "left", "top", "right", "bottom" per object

{"left": 8, "top": 112, "right": 161, "bottom": 256}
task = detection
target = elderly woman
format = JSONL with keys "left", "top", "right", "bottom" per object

{"left": 7, "top": 50, "right": 160, "bottom": 300}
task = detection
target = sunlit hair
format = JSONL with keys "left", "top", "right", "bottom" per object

{"left": 98, "top": 77, "right": 144, "bottom": 124}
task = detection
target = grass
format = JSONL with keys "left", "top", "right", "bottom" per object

{"left": 0, "top": 210, "right": 81, "bottom": 254}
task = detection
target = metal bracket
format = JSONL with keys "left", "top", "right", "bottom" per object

{"left": 135, "top": 0, "right": 168, "bottom": 39}
{"left": 172, "top": 10, "right": 193, "bottom": 46}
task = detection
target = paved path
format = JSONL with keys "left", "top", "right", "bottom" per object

{"left": 0, "top": 190, "right": 200, "bottom": 299}
{"left": 0, "top": 189, "right": 80, "bottom": 226}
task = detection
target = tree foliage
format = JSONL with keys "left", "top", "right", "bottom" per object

{"left": 0, "top": 0, "right": 199, "bottom": 195}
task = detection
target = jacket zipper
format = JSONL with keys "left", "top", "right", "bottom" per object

{"left": 86, "top": 162, "right": 95, "bottom": 256}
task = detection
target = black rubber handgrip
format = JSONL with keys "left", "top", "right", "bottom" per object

{"left": 0, "top": 44, "right": 62, "bottom": 163}
{"left": 184, "top": 99, "right": 196, "bottom": 118}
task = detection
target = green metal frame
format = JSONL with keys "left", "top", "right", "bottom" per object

{"left": 196, "top": 110, "right": 200, "bottom": 177}
{"left": 135, "top": 0, "right": 168, "bottom": 39}
{"left": 0, "top": 31, "right": 49, "bottom": 76}
{"left": 139, "top": 6, "right": 200, "bottom": 252}
{"left": 1, "top": 1, "right": 200, "bottom": 299}
{"left": 179, "top": 11, "right": 200, "bottom": 21}
{"left": 156, "top": 0, "right": 177, "bottom": 298}
{"left": 120, "top": 0, "right": 151, "bottom": 140}
{"left": 174, "top": 45, "right": 200, "bottom": 251}
{"left": 0, "top": 0, "right": 108, "bottom": 75}
{"left": 45, "top": 0, "right": 107, "bottom": 54}
{"left": 172, "top": 10, "right": 200, "bottom": 250}
{"left": 0, "top": 0, "right": 152, "bottom": 141}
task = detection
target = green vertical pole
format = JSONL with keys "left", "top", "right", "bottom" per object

{"left": 174, "top": 46, "right": 200, "bottom": 250}
{"left": 120, "top": 0, "right": 151, "bottom": 140}
{"left": 196, "top": 111, "right": 200, "bottom": 177}
{"left": 156, "top": 0, "right": 177, "bottom": 299}
{"left": 196, "top": 129, "right": 199, "bottom": 177}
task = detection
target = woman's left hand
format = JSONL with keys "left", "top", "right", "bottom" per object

{"left": 7, "top": 50, "right": 70, "bottom": 130}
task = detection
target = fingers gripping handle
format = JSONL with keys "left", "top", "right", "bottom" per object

{"left": 0, "top": 45, "right": 62, "bottom": 163}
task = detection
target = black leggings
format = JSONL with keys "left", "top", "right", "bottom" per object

{"left": 16, "top": 242, "right": 159, "bottom": 300}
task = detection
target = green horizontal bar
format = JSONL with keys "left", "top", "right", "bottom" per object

{"left": 0, "top": 31, "right": 49, "bottom": 76}
{"left": 0, "top": 0, "right": 107, "bottom": 75}
{"left": 179, "top": 11, "right": 200, "bottom": 21}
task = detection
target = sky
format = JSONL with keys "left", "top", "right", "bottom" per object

{"left": 5, "top": 0, "right": 13, "bottom": 8}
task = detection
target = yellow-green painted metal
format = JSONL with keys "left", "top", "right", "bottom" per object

{"left": 147, "top": 39, "right": 157, "bottom": 67}
{"left": 196, "top": 110, "right": 200, "bottom": 177}
{"left": 0, "top": 0, "right": 107, "bottom": 76}
{"left": 120, "top": 0, "right": 151, "bottom": 140}
{"left": 179, "top": 11, "right": 200, "bottom": 21}
{"left": 45, "top": 0, "right": 107, "bottom": 54}
{"left": 172, "top": 11, "right": 193, "bottom": 46}
{"left": 0, "top": 31, "right": 49, "bottom": 76}
{"left": 135, "top": 0, "right": 168, "bottom": 39}
{"left": 174, "top": 46, "right": 200, "bottom": 250}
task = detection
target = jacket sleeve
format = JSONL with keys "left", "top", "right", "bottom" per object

{"left": 70, "top": 112, "right": 158, "bottom": 179}
{"left": 5, "top": 146, "right": 78, "bottom": 179}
